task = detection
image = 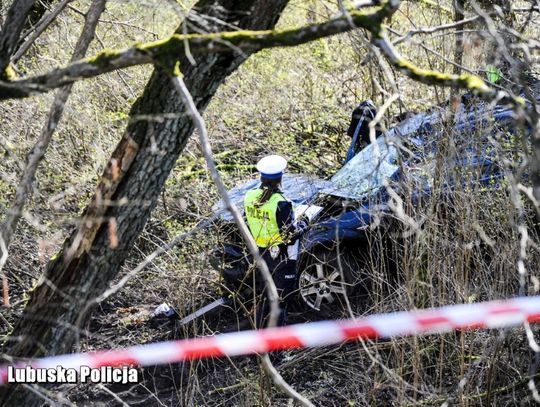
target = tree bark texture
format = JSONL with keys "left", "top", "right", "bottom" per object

{"left": 2, "top": 0, "right": 287, "bottom": 404}
{"left": 0, "top": 0, "right": 36, "bottom": 75}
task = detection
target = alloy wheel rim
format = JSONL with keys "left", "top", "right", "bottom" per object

{"left": 299, "top": 263, "right": 347, "bottom": 310}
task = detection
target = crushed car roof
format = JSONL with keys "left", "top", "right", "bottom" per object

{"left": 213, "top": 95, "right": 534, "bottom": 221}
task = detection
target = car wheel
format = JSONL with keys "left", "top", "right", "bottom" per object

{"left": 298, "top": 250, "right": 359, "bottom": 311}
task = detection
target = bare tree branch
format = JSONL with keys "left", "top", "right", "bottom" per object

{"left": 0, "top": 0, "right": 523, "bottom": 110}
{"left": 0, "top": 0, "right": 107, "bottom": 306}
{"left": 0, "top": 0, "right": 36, "bottom": 77}
{"left": 0, "top": 1, "right": 397, "bottom": 99}
{"left": 13, "top": 0, "right": 75, "bottom": 64}
{"left": 392, "top": 14, "right": 479, "bottom": 46}
{"left": 170, "top": 74, "right": 280, "bottom": 327}
{"left": 25, "top": 0, "right": 55, "bottom": 31}
{"left": 171, "top": 72, "right": 314, "bottom": 407}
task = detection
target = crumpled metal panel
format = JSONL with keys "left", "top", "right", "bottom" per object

{"left": 212, "top": 174, "right": 330, "bottom": 221}
{"left": 212, "top": 95, "right": 534, "bottom": 222}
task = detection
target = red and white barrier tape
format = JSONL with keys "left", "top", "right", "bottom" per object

{"left": 2, "top": 296, "right": 540, "bottom": 385}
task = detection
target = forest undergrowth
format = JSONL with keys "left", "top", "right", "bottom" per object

{"left": 1, "top": 0, "right": 540, "bottom": 405}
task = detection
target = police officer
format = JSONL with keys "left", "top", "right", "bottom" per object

{"left": 244, "top": 155, "right": 307, "bottom": 327}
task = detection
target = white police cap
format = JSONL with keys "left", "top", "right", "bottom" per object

{"left": 256, "top": 155, "right": 287, "bottom": 179}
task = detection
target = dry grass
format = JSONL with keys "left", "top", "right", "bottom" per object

{"left": 1, "top": 0, "right": 540, "bottom": 405}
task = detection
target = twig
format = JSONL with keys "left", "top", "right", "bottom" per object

{"left": 171, "top": 73, "right": 314, "bottom": 407}
{"left": 392, "top": 15, "right": 480, "bottom": 46}
{"left": 97, "top": 384, "right": 130, "bottom": 406}
{"left": 12, "top": 0, "right": 75, "bottom": 64}
{"left": 0, "top": 235, "right": 9, "bottom": 307}
{"left": 387, "top": 26, "right": 479, "bottom": 80}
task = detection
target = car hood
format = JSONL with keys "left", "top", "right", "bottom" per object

{"left": 213, "top": 174, "right": 331, "bottom": 221}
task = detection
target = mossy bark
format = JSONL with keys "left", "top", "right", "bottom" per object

{"left": 0, "top": 0, "right": 397, "bottom": 99}
{"left": 0, "top": 0, "right": 288, "bottom": 405}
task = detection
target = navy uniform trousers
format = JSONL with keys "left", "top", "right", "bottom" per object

{"left": 256, "top": 243, "right": 297, "bottom": 327}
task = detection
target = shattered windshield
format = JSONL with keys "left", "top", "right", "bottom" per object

{"left": 329, "top": 136, "right": 400, "bottom": 198}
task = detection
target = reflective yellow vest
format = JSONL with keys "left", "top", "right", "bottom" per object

{"left": 244, "top": 189, "right": 286, "bottom": 248}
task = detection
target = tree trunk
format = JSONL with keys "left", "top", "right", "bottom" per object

{"left": 1, "top": 0, "right": 287, "bottom": 404}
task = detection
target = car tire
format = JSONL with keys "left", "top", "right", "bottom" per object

{"left": 297, "top": 248, "right": 365, "bottom": 312}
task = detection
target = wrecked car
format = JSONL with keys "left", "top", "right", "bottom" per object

{"left": 210, "top": 98, "right": 523, "bottom": 311}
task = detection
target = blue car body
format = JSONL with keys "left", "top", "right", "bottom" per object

{"left": 213, "top": 99, "right": 520, "bottom": 254}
